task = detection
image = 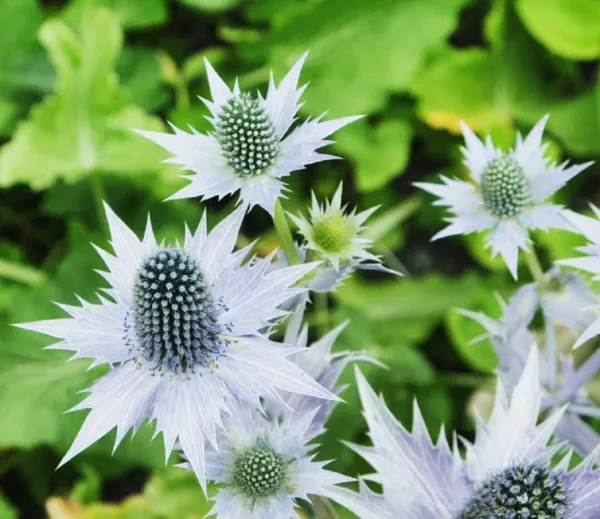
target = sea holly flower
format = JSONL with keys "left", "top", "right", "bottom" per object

{"left": 462, "top": 283, "right": 600, "bottom": 454}
{"left": 265, "top": 306, "right": 380, "bottom": 437}
{"left": 328, "top": 348, "right": 600, "bottom": 519}
{"left": 18, "top": 204, "right": 338, "bottom": 489}
{"left": 559, "top": 207, "right": 600, "bottom": 348}
{"left": 415, "top": 116, "right": 592, "bottom": 278}
{"left": 136, "top": 54, "right": 360, "bottom": 215}
{"left": 189, "top": 404, "right": 350, "bottom": 518}
{"left": 287, "top": 183, "right": 399, "bottom": 292}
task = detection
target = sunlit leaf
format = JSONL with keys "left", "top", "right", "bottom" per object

{"left": 516, "top": 0, "right": 600, "bottom": 60}
{"left": 0, "top": 8, "right": 168, "bottom": 190}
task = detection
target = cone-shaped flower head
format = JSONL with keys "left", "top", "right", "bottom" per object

{"left": 288, "top": 183, "right": 399, "bottom": 292}
{"left": 416, "top": 116, "right": 592, "bottom": 278}
{"left": 327, "top": 348, "right": 600, "bottom": 519}
{"left": 136, "top": 54, "right": 360, "bottom": 215}
{"left": 193, "top": 404, "right": 350, "bottom": 518}
{"left": 18, "top": 204, "right": 338, "bottom": 490}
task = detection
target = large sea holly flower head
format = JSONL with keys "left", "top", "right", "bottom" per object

{"left": 287, "top": 183, "right": 399, "bottom": 292}
{"left": 136, "top": 53, "right": 361, "bottom": 215}
{"left": 18, "top": 204, "right": 338, "bottom": 490}
{"left": 192, "top": 404, "right": 351, "bottom": 518}
{"left": 415, "top": 116, "right": 593, "bottom": 278}
{"left": 327, "top": 348, "right": 600, "bottom": 519}
{"left": 463, "top": 287, "right": 600, "bottom": 455}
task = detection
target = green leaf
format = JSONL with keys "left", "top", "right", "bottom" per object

{"left": 334, "top": 274, "right": 484, "bottom": 323}
{"left": 117, "top": 47, "right": 170, "bottom": 111}
{"left": 516, "top": 0, "right": 600, "bottom": 60}
{"left": 334, "top": 119, "right": 412, "bottom": 192}
{"left": 547, "top": 86, "right": 600, "bottom": 156}
{"left": 412, "top": 4, "right": 558, "bottom": 137}
{"left": 0, "top": 0, "right": 44, "bottom": 73}
{"left": 254, "top": 0, "right": 468, "bottom": 116}
{"left": 0, "top": 8, "right": 169, "bottom": 190}
{"left": 179, "top": 0, "right": 242, "bottom": 13}
{"left": 412, "top": 48, "right": 498, "bottom": 134}
{"left": 0, "top": 491, "right": 16, "bottom": 519}
{"left": 446, "top": 305, "right": 499, "bottom": 373}
{"left": 65, "top": 0, "right": 168, "bottom": 30}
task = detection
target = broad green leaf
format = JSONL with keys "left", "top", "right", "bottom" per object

{"left": 516, "top": 0, "right": 600, "bottom": 60}
{"left": 117, "top": 47, "right": 170, "bottom": 111}
{"left": 334, "top": 119, "right": 412, "bottom": 192}
{"left": 0, "top": 8, "right": 168, "bottom": 190}
{"left": 65, "top": 0, "right": 168, "bottom": 30}
{"left": 47, "top": 469, "right": 213, "bottom": 519}
{"left": 179, "top": 0, "right": 241, "bottom": 13}
{"left": 334, "top": 274, "right": 484, "bottom": 322}
{"left": 0, "top": 491, "right": 16, "bottom": 519}
{"left": 412, "top": 4, "right": 557, "bottom": 136}
{"left": 547, "top": 87, "right": 600, "bottom": 156}
{"left": 446, "top": 303, "right": 500, "bottom": 373}
{"left": 0, "top": 0, "right": 44, "bottom": 73}
{"left": 254, "top": 0, "right": 468, "bottom": 116}
{"left": 413, "top": 48, "right": 498, "bottom": 134}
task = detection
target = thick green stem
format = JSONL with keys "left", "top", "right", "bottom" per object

{"left": 524, "top": 247, "right": 545, "bottom": 286}
{"left": 273, "top": 198, "right": 301, "bottom": 265}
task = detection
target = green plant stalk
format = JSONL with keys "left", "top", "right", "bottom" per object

{"left": 273, "top": 199, "right": 301, "bottom": 265}
{"left": 524, "top": 246, "right": 545, "bottom": 286}
{"left": 365, "top": 194, "right": 421, "bottom": 241}
{"left": 89, "top": 174, "right": 108, "bottom": 234}
{"left": 0, "top": 259, "right": 47, "bottom": 286}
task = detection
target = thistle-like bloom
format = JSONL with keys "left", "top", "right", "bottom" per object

{"left": 560, "top": 207, "right": 600, "bottom": 347}
{"left": 18, "top": 205, "right": 337, "bottom": 489}
{"left": 288, "top": 183, "right": 398, "bottom": 292}
{"left": 136, "top": 54, "right": 360, "bottom": 215}
{"left": 463, "top": 278, "right": 600, "bottom": 454}
{"left": 194, "top": 405, "right": 350, "bottom": 518}
{"left": 328, "top": 348, "right": 600, "bottom": 519}
{"left": 265, "top": 306, "right": 379, "bottom": 437}
{"left": 416, "top": 116, "right": 592, "bottom": 278}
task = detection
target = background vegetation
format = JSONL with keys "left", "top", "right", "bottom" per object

{"left": 0, "top": 0, "right": 599, "bottom": 517}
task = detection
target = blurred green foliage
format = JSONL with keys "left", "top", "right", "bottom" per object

{"left": 0, "top": 0, "right": 599, "bottom": 517}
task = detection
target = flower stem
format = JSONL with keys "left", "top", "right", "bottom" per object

{"left": 273, "top": 198, "right": 301, "bottom": 265}
{"left": 0, "top": 259, "right": 47, "bottom": 287}
{"left": 524, "top": 247, "right": 545, "bottom": 286}
{"left": 89, "top": 174, "right": 108, "bottom": 235}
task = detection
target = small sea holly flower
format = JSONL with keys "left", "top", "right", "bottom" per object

{"left": 328, "top": 348, "right": 600, "bottom": 519}
{"left": 415, "top": 116, "right": 592, "bottom": 278}
{"left": 288, "top": 183, "right": 399, "bottom": 292}
{"left": 559, "top": 207, "right": 600, "bottom": 348}
{"left": 18, "top": 204, "right": 338, "bottom": 489}
{"left": 265, "top": 306, "right": 381, "bottom": 437}
{"left": 136, "top": 54, "right": 360, "bottom": 215}
{"left": 191, "top": 405, "right": 351, "bottom": 518}
{"left": 462, "top": 285, "right": 600, "bottom": 455}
